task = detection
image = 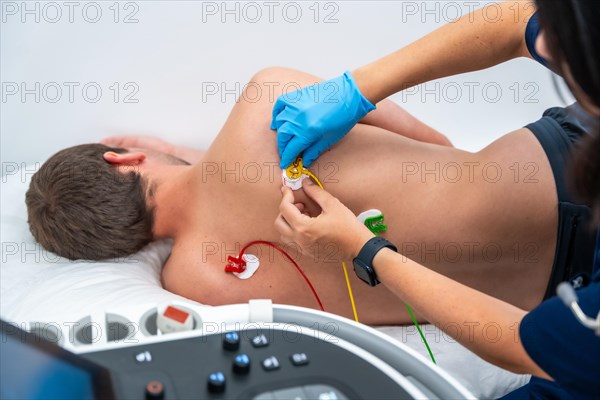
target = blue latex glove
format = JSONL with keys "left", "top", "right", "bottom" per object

{"left": 271, "top": 71, "right": 376, "bottom": 168}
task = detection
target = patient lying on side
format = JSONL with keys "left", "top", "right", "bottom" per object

{"left": 26, "top": 68, "right": 560, "bottom": 325}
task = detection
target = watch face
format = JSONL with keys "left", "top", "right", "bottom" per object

{"left": 353, "top": 259, "right": 376, "bottom": 286}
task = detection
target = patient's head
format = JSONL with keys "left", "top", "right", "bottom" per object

{"left": 26, "top": 143, "right": 164, "bottom": 260}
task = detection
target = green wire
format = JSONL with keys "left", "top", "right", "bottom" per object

{"left": 405, "top": 303, "right": 437, "bottom": 364}
{"left": 360, "top": 215, "right": 436, "bottom": 364}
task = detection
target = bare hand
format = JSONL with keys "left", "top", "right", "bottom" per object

{"left": 275, "top": 180, "right": 374, "bottom": 260}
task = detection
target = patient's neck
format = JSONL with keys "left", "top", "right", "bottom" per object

{"left": 148, "top": 165, "right": 196, "bottom": 239}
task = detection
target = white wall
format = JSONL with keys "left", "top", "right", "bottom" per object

{"left": 1, "top": 0, "right": 572, "bottom": 170}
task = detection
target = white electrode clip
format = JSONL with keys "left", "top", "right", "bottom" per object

{"left": 357, "top": 209, "right": 387, "bottom": 235}
{"left": 232, "top": 254, "right": 260, "bottom": 280}
{"left": 282, "top": 169, "right": 309, "bottom": 191}
{"left": 357, "top": 209, "right": 384, "bottom": 224}
{"left": 282, "top": 157, "right": 311, "bottom": 191}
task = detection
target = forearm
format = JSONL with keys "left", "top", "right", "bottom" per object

{"left": 272, "top": 68, "right": 452, "bottom": 146}
{"left": 279, "top": 169, "right": 544, "bottom": 377}
{"left": 361, "top": 100, "right": 452, "bottom": 146}
{"left": 372, "top": 248, "right": 549, "bottom": 378}
{"left": 354, "top": 1, "right": 536, "bottom": 103}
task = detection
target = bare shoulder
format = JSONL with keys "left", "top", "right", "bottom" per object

{"left": 160, "top": 238, "right": 276, "bottom": 306}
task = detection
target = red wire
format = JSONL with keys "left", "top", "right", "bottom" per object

{"left": 238, "top": 240, "right": 324, "bottom": 311}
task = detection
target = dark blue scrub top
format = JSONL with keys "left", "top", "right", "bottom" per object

{"left": 524, "top": 11, "right": 548, "bottom": 67}
{"left": 505, "top": 266, "right": 600, "bottom": 399}
{"left": 500, "top": 13, "right": 600, "bottom": 400}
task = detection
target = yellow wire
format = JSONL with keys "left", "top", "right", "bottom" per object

{"left": 342, "top": 261, "right": 360, "bottom": 322}
{"left": 292, "top": 161, "right": 433, "bottom": 361}
{"left": 302, "top": 167, "right": 360, "bottom": 323}
{"left": 302, "top": 170, "right": 324, "bottom": 190}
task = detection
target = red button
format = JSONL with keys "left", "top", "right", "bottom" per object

{"left": 163, "top": 306, "right": 190, "bottom": 324}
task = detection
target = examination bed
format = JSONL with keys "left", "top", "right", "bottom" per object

{"left": 1, "top": 167, "right": 530, "bottom": 398}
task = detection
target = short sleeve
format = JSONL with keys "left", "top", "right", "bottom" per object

{"left": 525, "top": 12, "right": 549, "bottom": 67}
{"left": 519, "top": 282, "right": 600, "bottom": 398}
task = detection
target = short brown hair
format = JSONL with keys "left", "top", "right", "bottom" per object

{"left": 26, "top": 144, "right": 155, "bottom": 260}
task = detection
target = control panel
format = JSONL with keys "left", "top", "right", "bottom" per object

{"left": 6, "top": 302, "right": 473, "bottom": 399}
{"left": 81, "top": 326, "right": 415, "bottom": 399}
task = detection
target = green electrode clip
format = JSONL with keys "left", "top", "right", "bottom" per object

{"left": 364, "top": 215, "right": 387, "bottom": 235}
{"left": 357, "top": 209, "right": 387, "bottom": 236}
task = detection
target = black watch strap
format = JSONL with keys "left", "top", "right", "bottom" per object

{"left": 353, "top": 237, "right": 398, "bottom": 286}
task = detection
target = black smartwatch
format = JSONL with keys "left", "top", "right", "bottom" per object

{"left": 352, "top": 237, "right": 397, "bottom": 286}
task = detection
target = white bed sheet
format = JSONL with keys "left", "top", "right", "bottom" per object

{"left": 0, "top": 166, "right": 529, "bottom": 399}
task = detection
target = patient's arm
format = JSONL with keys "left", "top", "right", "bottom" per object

{"left": 361, "top": 99, "right": 452, "bottom": 146}
{"left": 101, "top": 82, "right": 451, "bottom": 155}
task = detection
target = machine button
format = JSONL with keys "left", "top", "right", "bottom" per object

{"left": 157, "top": 305, "right": 194, "bottom": 334}
{"left": 272, "top": 386, "right": 307, "bottom": 400}
{"left": 290, "top": 352, "right": 309, "bottom": 366}
{"left": 145, "top": 380, "right": 164, "bottom": 400}
{"left": 261, "top": 356, "right": 280, "bottom": 371}
{"left": 251, "top": 334, "right": 269, "bottom": 347}
{"left": 253, "top": 392, "right": 275, "bottom": 400}
{"left": 135, "top": 350, "right": 153, "bottom": 363}
{"left": 223, "top": 331, "right": 240, "bottom": 351}
{"left": 207, "top": 372, "right": 226, "bottom": 393}
{"left": 233, "top": 353, "right": 251, "bottom": 374}
{"left": 303, "top": 385, "right": 348, "bottom": 400}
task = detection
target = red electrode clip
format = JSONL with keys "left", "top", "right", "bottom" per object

{"left": 225, "top": 255, "right": 247, "bottom": 273}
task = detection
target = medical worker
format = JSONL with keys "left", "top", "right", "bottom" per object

{"left": 273, "top": 1, "right": 600, "bottom": 398}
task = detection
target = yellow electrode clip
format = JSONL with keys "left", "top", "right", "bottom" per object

{"left": 286, "top": 157, "right": 304, "bottom": 180}
{"left": 283, "top": 157, "right": 324, "bottom": 190}
{"left": 282, "top": 156, "right": 356, "bottom": 321}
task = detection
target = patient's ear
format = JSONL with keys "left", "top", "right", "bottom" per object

{"left": 103, "top": 151, "right": 146, "bottom": 165}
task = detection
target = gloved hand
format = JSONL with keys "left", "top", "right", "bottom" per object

{"left": 271, "top": 71, "right": 376, "bottom": 168}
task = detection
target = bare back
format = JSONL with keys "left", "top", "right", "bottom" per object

{"left": 163, "top": 69, "right": 557, "bottom": 325}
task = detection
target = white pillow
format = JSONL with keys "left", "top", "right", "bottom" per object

{"left": 377, "top": 326, "right": 530, "bottom": 399}
{"left": 0, "top": 166, "right": 202, "bottom": 324}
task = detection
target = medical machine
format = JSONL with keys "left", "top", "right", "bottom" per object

{"left": 1, "top": 301, "right": 474, "bottom": 399}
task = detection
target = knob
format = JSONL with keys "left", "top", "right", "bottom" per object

{"left": 233, "top": 354, "right": 251, "bottom": 374}
{"left": 145, "top": 380, "right": 164, "bottom": 400}
{"left": 207, "top": 372, "right": 226, "bottom": 393}
{"left": 223, "top": 331, "right": 240, "bottom": 351}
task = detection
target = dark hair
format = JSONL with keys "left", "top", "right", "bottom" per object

{"left": 536, "top": 0, "right": 600, "bottom": 225}
{"left": 25, "top": 144, "right": 155, "bottom": 260}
